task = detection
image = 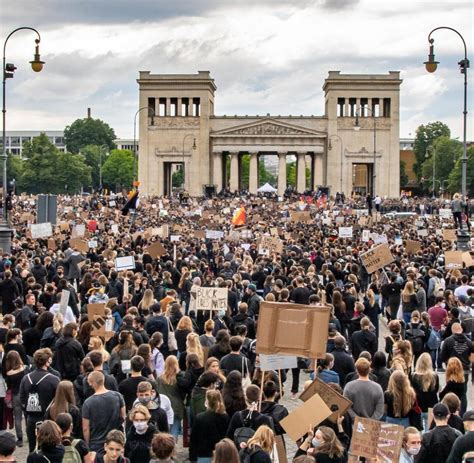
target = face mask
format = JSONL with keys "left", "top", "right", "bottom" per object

{"left": 311, "top": 438, "right": 321, "bottom": 448}
{"left": 138, "top": 397, "right": 151, "bottom": 405}
{"left": 407, "top": 446, "right": 421, "bottom": 456}
{"left": 133, "top": 421, "right": 148, "bottom": 433}
{"left": 218, "top": 309, "right": 225, "bottom": 318}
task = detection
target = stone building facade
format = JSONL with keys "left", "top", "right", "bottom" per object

{"left": 137, "top": 70, "right": 402, "bottom": 197}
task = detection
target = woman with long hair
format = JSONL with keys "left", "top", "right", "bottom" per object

{"left": 76, "top": 321, "right": 93, "bottom": 353}
{"left": 410, "top": 352, "right": 439, "bottom": 431}
{"left": 138, "top": 288, "right": 156, "bottom": 316}
{"left": 212, "top": 438, "right": 240, "bottom": 463}
{"left": 221, "top": 371, "right": 246, "bottom": 419}
{"left": 206, "top": 357, "right": 226, "bottom": 388}
{"left": 385, "top": 319, "right": 403, "bottom": 366}
{"left": 40, "top": 313, "right": 64, "bottom": 350}
{"left": 178, "top": 270, "right": 193, "bottom": 312}
{"left": 316, "top": 353, "right": 339, "bottom": 385}
{"left": 440, "top": 357, "right": 467, "bottom": 414}
{"left": 384, "top": 370, "right": 416, "bottom": 427}
{"left": 175, "top": 316, "right": 194, "bottom": 355}
{"left": 190, "top": 390, "right": 230, "bottom": 463}
{"left": 401, "top": 281, "right": 419, "bottom": 325}
{"left": 332, "top": 290, "right": 349, "bottom": 338}
{"left": 296, "top": 422, "right": 347, "bottom": 462}
{"left": 391, "top": 340, "right": 413, "bottom": 375}
{"left": 26, "top": 420, "right": 65, "bottom": 463}
{"left": 364, "top": 288, "right": 380, "bottom": 337}
{"left": 150, "top": 332, "right": 165, "bottom": 378}
{"left": 179, "top": 332, "right": 204, "bottom": 371}
{"left": 45, "top": 380, "right": 82, "bottom": 438}
{"left": 110, "top": 330, "right": 138, "bottom": 381}
{"left": 4, "top": 350, "right": 26, "bottom": 445}
{"left": 87, "top": 336, "right": 111, "bottom": 373}
{"left": 239, "top": 425, "right": 274, "bottom": 463}
{"left": 157, "top": 356, "right": 185, "bottom": 442}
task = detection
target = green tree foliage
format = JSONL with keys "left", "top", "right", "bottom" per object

{"left": 400, "top": 160, "right": 409, "bottom": 188}
{"left": 448, "top": 145, "right": 474, "bottom": 195}
{"left": 20, "top": 134, "right": 91, "bottom": 194}
{"left": 286, "top": 161, "right": 311, "bottom": 187}
{"left": 172, "top": 169, "right": 184, "bottom": 188}
{"left": 421, "top": 137, "right": 462, "bottom": 195}
{"left": 225, "top": 154, "right": 276, "bottom": 189}
{"left": 80, "top": 144, "right": 109, "bottom": 190}
{"left": 101, "top": 149, "right": 134, "bottom": 191}
{"left": 6, "top": 154, "right": 24, "bottom": 189}
{"left": 413, "top": 121, "right": 450, "bottom": 180}
{"left": 64, "top": 117, "right": 116, "bottom": 154}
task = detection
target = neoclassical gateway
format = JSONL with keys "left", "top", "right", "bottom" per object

{"left": 137, "top": 70, "right": 402, "bottom": 197}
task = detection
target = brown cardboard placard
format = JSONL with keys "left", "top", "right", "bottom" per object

{"left": 445, "top": 250, "right": 463, "bottom": 269}
{"left": 275, "top": 435, "right": 288, "bottom": 463}
{"left": 443, "top": 229, "right": 457, "bottom": 241}
{"left": 280, "top": 393, "right": 332, "bottom": 442}
{"left": 102, "top": 249, "right": 115, "bottom": 261}
{"left": 299, "top": 378, "right": 352, "bottom": 423}
{"left": 256, "top": 302, "right": 331, "bottom": 359}
{"left": 463, "top": 252, "right": 474, "bottom": 267}
{"left": 258, "top": 235, "right": 284, "bottom": 255}
{"left": 349, "top": 417, "right": 404, "bottom": 462}
{"left": 406, "top": 239, "right": 421, "bottom": 255}
{"left": 360, "top": 243, "right": 394, "bottom": 274}
{"left": 144, "top": 241, "right": 166, "bottom": 259}
{"left": 69, "top": 238, "right": 89, "bottom": 254}
{"left": 47, "top": 238, "right": 56, "bottom": 251}
{"left": 290, "top": 211, "right": 312, "bottom": 222}
{"left": 193, "top": 230, "right": 206, "bottom": 240}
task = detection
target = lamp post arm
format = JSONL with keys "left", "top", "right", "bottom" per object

{"left": 427, "top": 27, "right": 468, "bottom": 61}
{"left": 133, "top": 106, "right": 156, "bottom": 182}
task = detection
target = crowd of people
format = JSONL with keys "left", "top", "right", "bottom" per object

{"left": 0, "top": 190, "right": 471, "bottom": 463}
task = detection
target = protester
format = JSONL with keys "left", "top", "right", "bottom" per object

{"left": 26, "top": 420, "right": 65, "bottom": 463}
{"left": 400, "top": 426, "right": 421, "bottom": 463}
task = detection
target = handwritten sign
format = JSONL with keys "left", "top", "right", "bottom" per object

{"left": 338, "top": 227, "right": 353, "bottom": 238}
{"left": 259, "top": 354, "right": 297, "bottom": 372}
{"left": 361, "top": 229, "right": 370, "bottom": 242}
{"left": 258, "top": 236, "right": 284, "bottom": 256}
{"left": 445, "top": 251, "right": 463, "bottom": 269}
{"left": 31, "top": 222, "right": 53, "bottom": 239}
{"left": 115, "top": 256, "right": 136, "bottom": 271}
{"left": 206, "top": 230, "right": 224, "bottom": 240}
{"left": 195, "top": 287, "right": 228, "bottom": 311}
{"left": 360, "top": 244, "right": 394, "bottom": 274}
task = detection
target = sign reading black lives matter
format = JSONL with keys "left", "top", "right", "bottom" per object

{"left": 360, "top": 243, "right": 394, "bottom": 274}
{"left": 195, "top": 287, "right": 228, "bottom": 311}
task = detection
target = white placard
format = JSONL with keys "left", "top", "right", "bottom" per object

{"left": 259, "top": 354, "right": 298, "bottom": 371}
{"left": 170, "top": 235, "right": 181, "bottom": 242}
{"left": 417, "top": 229, "right": 428, "bottom": 237}
{"left": 88, "top": 240, "right": 98, "bottom": 248}
{"left": 370, "top": 233, "right": 388, "bottom": 245}
{"left": 109, "top": 200, "right": 116, "bottom": 207}
{"left": 394, "top": 236, "right": 403, "bottom": 246}
{"left": 111, "top": 224, "right": 119, "bottom": 234}
{"left": 362, "top": 230, "right": 370, "bottom": 242}
{"left": 439, "top": 208, "right": 452, "bottom": 218}
{"left": 206, "top": 230, "right": 224, "bottom": 240}
{"left": 31, "top": 222, "right": 53, "bottom": 239}
{"left": 338, "top": 227, "right": 353, "bottom": 238}
{"left": 115, "top": 256, "right": 136, "bottom": 271}
{"left": 59, "top": 290, "right": 70, "bottom": 317}
{"left": 195, "top": 287, "right": 228, "bottom": 311}
{"left": 241, "top": 243, "right": 251, "bottom": 251}
{"left": 354, "top": 209, "right": 369, "bottom": 216}
{"left": 73, "top": 224, "right": 85, "bottom": 237}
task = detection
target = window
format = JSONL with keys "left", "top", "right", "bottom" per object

{"left": 383, "top": 98, "right": 391, "bottom": 117}
{"left": 148, "top": 97, "right": 156, "bottom": 117}
{"left": 337, "top": 98, "right": 345, "bottom": 117}
{"left": 182, "top": 98, "right": 190, "bottom": 116}
{"left": 159, "top": 98, "right": 167, "bottom": 116}
{"left": 192, "top": 98, "right": 200, "bottom": 117}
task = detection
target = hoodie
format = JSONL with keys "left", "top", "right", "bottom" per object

{"left": 260, "top": 401, "right": 288, "bottom": 435}
{"left": 54, "top": 336, "right": 85, "bottom": 380}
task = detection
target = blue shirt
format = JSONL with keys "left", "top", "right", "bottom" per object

{"left": 317, "top": 369, "right": 340, "bottom": 385}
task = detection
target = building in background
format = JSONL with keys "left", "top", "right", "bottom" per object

{"left": 2, "top": 130, "right": 66, "bottom": 156}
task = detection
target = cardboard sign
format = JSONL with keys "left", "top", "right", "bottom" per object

{"left": 258, "top": 236, "right": 284, "bottom": 255}
{"left": 259, "top": 354, "right": 298, "bottom": 372}
{"left": 193, "top": 230, "right": 206, "bottom": 240}
{"left": 417, "top": 229, "right": 428, "bottom": 237}
{"left": 144, "top": 241, "right": 166, "bottom": 259}
{"left": 256, "top": 302, "right": 331, "bottom": 359}
{"left": 463, "top": 252, "right": 474, "bottom": 267}
{"left": 299, "top": 378, "right": 352, "bottom": 423}
{"left": 338, "top": 226, "right": 353, "bottom": 238}
{"left": 115, "top": 256, "right": 136, "bottom": 271}
{"left": 439, "top": 208, "right": 452, "bottom": 218}
{"left": 290, "top": 211, "right": 312, "bottom": 222}
{"left": 360, "top": 244, "right": 394, "bottom": 274}
{"left": 69, "top": 238, "right": 89, "bottom": 253}
{"left": 280, "top": 393, "right": 332, "bottom": 442}
{"left": 206, "top": 230, "right": 224, "bottom": 240}
{"left": 349, "top": 417, "right": 404, "bottom": 462}
{"left": 87, "top": 303, "right": 114, "bottom": 340}
{"left": 406, "top": 240, "right": 421, "bottom": 255}
{"left": 443, "top": 229, "right": 457, "bottom": 241}
{"left": 445, "top": 251, "right": 463, "bottom": 269}
{"left": 195, "top": 287, "right": 228, "bottom": 311}
{"left": 59, "top": 290, "right": 70, "bottom": 317}
{"left": 335, "top": 216, "right": 344, "bottom": 225}
{"left": 47, "top": 238, "right": 56, "bottom": 251}
{"left": 31, "top": 222, "right": 53, "bottom": 239}
{"left": 72, "top": 224, "right": 85, "bottom": 238}
{"left": 361, "top": 229, "right": 370, "bottom": 242}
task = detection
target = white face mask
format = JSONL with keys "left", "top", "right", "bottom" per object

{"left": 133, "top": 421, "right": 148, "bottom": 433}
{"left": 407, "top": 446, "right": 421, "bottom": 456}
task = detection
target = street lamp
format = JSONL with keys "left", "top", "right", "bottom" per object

{"left": 328, "top": 134, "right": 343, "bottom": 193}
{"left": 133, "top": 106, "right": 155, "bottom": 184}
{"left": 2, "top": 27, "right": 44, "bottom": 253}
{"left": 353, "top": 105, "right": 377, "bottom": 197}
{"left": 99, "top": 144, "right": 108, "bottom": 193}
{"left": 182, "top": 134, "right": 196, "bottom": 191}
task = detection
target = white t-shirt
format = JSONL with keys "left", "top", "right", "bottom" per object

{"left": 49, "top": 303, "right": 76, "bottom": 325}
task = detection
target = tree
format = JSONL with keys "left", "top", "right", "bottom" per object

{"left": 421, "top": 137, "right": 462, "bottom": 195}
{"left": 21, "top": 134, "right": 91, "bottom": 194}
{"left": 101, "top": 149, "right": 134, "bottom": 191}
{"left": 413, "top": 121, "right": 450, "bottom": 180}
{"left": 448, "top": 145, "right": 474, "bottom": 195}
{"left": 64, "top": 117, "right": 116, "bottom": 154}
{"left": 286, "top": 161, "right": 311, "bottom": 187}
{"left": 400, "top": 160, "right": 409, "bottom": 188}
{"left": 225, "top": 154, "right": 276, "bottom": 189}
{"left": 172, "top": 169, "right": 184, "bottom": 188}
{"left": 80, "top": 144, "right": 108, "bottom": 190}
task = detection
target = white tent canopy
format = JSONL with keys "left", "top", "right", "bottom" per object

{"left": 257, "top": 183, "right": 277, "bottom": 193}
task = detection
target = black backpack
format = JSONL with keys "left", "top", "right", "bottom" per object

{"left": 234, "top": 411, "right": 256, "bottom": 447}
{"left": 406, "top": 327, "right": 425, "bottom": 356}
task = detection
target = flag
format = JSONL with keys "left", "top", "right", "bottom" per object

{"left": 121, "top": 190, "right": 139, "bottom": 216}
{"left": 232, "top": 207, "right": 246, "bottom": 227}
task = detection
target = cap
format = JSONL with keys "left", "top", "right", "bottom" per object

{"left": 463, "top": 410, "right": 474, "bottom": 421}
{"left": 248, "top": 284, "right": 257, "bottom": 292}
{"left": 433, "top": 403, "right": 449, "bottom": 418}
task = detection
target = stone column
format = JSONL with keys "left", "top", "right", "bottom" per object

{"left": 213, "top": 152, "right": 223, "bottom": 192}
{"left": 296, "top": 153, "right": 306, "bottom": 193}
{"left": 277, "top": 153, "right": 286, "bottom": 196}
{"left": 188, "top": 100, "right": 193, "bottom": 117}
{"left": 313, "top": 153, "right": 323, "bottom": 190}
{"left": 177, "top": 98, "right": 182, "bottom": 116}
{"left": 165, "top": 99, "right": 171, "bottom": 117}
{"left": 229, "top": 152, "right": 239, "bottom": 192}
{"left": 249, "top": 153, "right": 259, "bottom": 194}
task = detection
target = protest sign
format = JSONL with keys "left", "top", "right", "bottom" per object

{"left": 299, "top": 378, "right": 352, "bottom": 423}
{"left": 370, "top": 233, "right": 388, "bottom": 245}
{"left": 72, "top": 224, "right": 85, "bottom": 238}
{"left": 290, "top": 211, "right": 312, "bottom": 222}
{"left": 59, "top": 290, "right": 70, "bottom": 317}
{"left": 69, "top": 238, "right": 89, "bottom": 253}
{"left": 259, "top": 354, "right": 297, "bottom": 372}
{"left": 417, "top": 229, "right": 428, "bottom": 237}
{"left": 170, "top": 235, "right": 181, "bottom": 242}
{"left": 115, "top": 256, "right": 136, "bottom": 271}
{"left": 280, "top": 393, "right": 332, "bottom": 442}
{"left": 406, "top": 240, "right": 421, "bottom": 255}
{"left": 358, "top": 216, "right": 368, "bottom": 226}
{"left": 88, "top": 240, "right": 98, "bottom": 249}
{"left": 111, "top": 224, "right": 119, "bottom": 234}
{"left": 361, "top": 229, "right": 370, "bottom": 242}
{"left": 335, "top": 216, "right": 344, "bottom": 225}
{"left": 256, "top": 302, "right": 331, "bottom": 359}
{"left": 47, "top": 238, "right": 56, "bottom": 250}
{"left": 445, "top": 251, "right": 463, "bottom": 269}
{"left": 193, "top": 230, "right": 206, "bottom": 240}
{"left": 349, "top": 417, "right": 404, "bottom": 462}
{"left": 144, "top": 241, "right": 166, "bottom": 259}
{"left": 463, "top": 252, "right": 474, "bottom": 267}
{"left": 87, "top": 303, "right": 114, "bottom": 340}
{"left": 394, "top": 236, "right": 403, "bottom": 246}
{"left": 123, "top": 279, "right": 129, "bottom": 299}
{"left": 195, "top": 287, "right": 228, "bottom": 311}
{"left": 31, "top": 222, "right": 53, "bottom": 239}
{"left": 258, "top": 236, "right": 284, "bottom": 255}
{"left": 360, "top": 244, "right": 394, "bottom": 274}
{"left": 439, "top": 208, "right": 452, "bottom": 218}
{"left": 338, "top": 227, "right": 353, "bottom": 238}
{"left": 443, "top": 229, "right": 457, "bottom": 241}
{"left": 206, "top": 230, "right": 224, "bottom": 240}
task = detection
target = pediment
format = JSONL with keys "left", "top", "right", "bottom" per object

{"left": 211, "top": 118, "right": 325, "bottom": 137}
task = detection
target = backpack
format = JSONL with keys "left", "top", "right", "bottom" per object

{"left": 108, "top": 279, "right": 121, "bottom": 299}
{"left": 62, "top": 439, "right": 82, "bottom": 463}
{"left": 426, "top": 328, "right": 441, "bottom": 351}
{"left": 26, "top": 373, "right": 51, "bottom": 413}
{"left": 406, "top": 327, "right": 425, "bottom": 356}
{"left": 240, "top": 447, "right": 260, "bottom": 463}
{"left": 234, "top": 410, "right": 256, "bottom": 447}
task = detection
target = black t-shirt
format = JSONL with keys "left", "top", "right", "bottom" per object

{"left": 118, "top": 375, "right": 149, "bottom": 411}
{"left": 290, "top": 286, "right": 310, "bottom": 305}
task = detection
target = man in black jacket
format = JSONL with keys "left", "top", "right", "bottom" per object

{"left": 441, "top": 323, "right": 473, "bottom": 375}
{"left": 53, "top": 322, "right": 85, "bottom": 380}
{"left": 331, "top": 336, "right": 356, "bottom": 387}
{"left": 220, "top": 337, "right": 250, "bottom": 377}
{"left": 20, "top": 348, "right": 60, "bottom": 451}
{"left": 350, "top": 317, "right": 378, "bottom": 360}
{"left": 232, "top": 303, "right": 256, "bottom": 339}
{"left": 447, "top": 410, "right": 474, "bottom": 463}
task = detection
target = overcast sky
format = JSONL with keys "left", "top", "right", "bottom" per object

{"left": 2, "top": 0, "right": 472, "bottom": 139}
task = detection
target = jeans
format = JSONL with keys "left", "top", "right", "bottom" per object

{"left": 403, "top": 312, "right": 411, "bottom": 325}
{"left": 170, "top": 416, "right": 182, "bottom": 442}
{"left": 12, "top": 393, "right": 23, "bottom": 441}
{"left": 197, "top": 458, "right": 212, "bottom": 463}
{"left": 386, "top": 416, "right": 410, "bottom": 427}
{"left": 26, "top": 416, "right": 42, "bottom": 452}
{"left": 421, "top": 412, "right": 429, "bottom": 433}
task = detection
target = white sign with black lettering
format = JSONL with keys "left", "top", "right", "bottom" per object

{"left": 195, "top": 287, "right": 228, "bottom": 311}
{"left": 338, "top": 227, "right": 353, "bottom": 239}
{"left": 259, "top": 354, "right": 298, "bottom": 371}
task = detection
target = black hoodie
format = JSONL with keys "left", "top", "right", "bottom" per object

{"left": 54, "top": 336, "right": 85, "bottom": 380}
{"left": 260, "top": 401, "right": 288, "bottom": 435}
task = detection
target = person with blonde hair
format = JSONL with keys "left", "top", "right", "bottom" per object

{"left": 176, "top": 316, "right": 194, "bottom": 354}
{"left": 410, "top": 352, "right": 439, "bottom": 431}
{"left": 391, "top": 340, "right": 413, "bottom": 375}
{"left": 179, "top": 332, "right": 204, "bottom": 371}
{"left": 385, "top": 370, "right": 417, "bottom": 427}
{"left": 401, "top": 281, "right": 420, "bottom": 325}
{"left": 440, "top": 357, "right": 467, "bottom": 414}
{"left": 138, "top": 288, "right": 156, "bottom": 316}
{"left": 190, "top": 390, "right": 230, "bottom": 462}
{"left": 125, "top": 404, "right": 156, "bottom": 463}
{"left": 88, "top": 336, "right": 111, "bottom": 372}
{"left": 239, "top": 425, "right": 274, "bottom": 463}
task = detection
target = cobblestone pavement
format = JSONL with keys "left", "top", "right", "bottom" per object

{"left": 13, "top": 318, "right": 473, "bottom": 461}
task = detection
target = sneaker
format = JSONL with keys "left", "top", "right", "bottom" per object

{"left": 291, "top": 392, "right": 298, "bottom": 400}
{"left": 16, "top": 440, "right": 23, "bottom": 448}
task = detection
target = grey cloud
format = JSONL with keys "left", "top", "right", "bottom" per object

{"left": 319, "top": 0, "right": 359, "bottom": 10}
